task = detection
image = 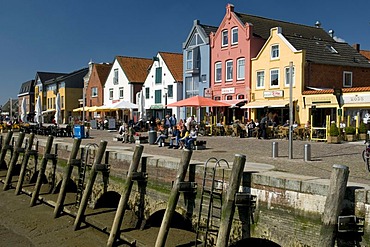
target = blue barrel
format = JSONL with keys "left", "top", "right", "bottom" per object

{"left": 74, "top": 125, "right": 85, "bottom": 139}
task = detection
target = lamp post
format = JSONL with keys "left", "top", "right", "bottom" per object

{"left": 164, "top": 87, "right": 168, "bottom": 117}
{"left": 288, "top": 62, "right": 294, "bottom": 159}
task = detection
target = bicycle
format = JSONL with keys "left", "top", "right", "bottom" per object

{"left": 362, "top": 140, "right": 370, "bottom": 172}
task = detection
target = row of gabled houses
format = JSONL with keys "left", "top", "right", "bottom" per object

{"left": 16, "top": 3, "right": 370, "bottom": 127}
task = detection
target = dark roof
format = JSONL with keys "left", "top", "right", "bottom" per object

{"left": 35, "top": 72, "right": 67, "bottom": 83}
{"left": 199, "top": 24, "right": 218, "bottom": 36}
{"left": 44, "top": 68, "right": 88, "bottom": 85}
{"left": 234, "top": 12, "right": 370, "bottom": 68}
{"left": 18, "top": 80, "right": 35, "bottom": 95}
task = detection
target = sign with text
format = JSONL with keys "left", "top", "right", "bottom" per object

{"left": 263, "top": 90, "right": 284, "bottom": 98}
{"left": 343, "top": 94, "right": 370, "bottom": 104}
{"left": 221, "top": 87, "right": 235, "bottom": 94}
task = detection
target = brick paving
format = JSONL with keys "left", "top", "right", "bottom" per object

{"left": 33, "top": 129, "right": 370, "bottom": 186}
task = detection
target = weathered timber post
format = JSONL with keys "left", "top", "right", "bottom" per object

{"left": 237, "top": 172, "right": 254, "bottom": 239}
{"left": 0, "top": 131, "right": 13, "bottom": 170}
{"left": 73, "top": 140, "right": 107, "bottom": 230}
{"left": 53, "top": 138, "right": 82, "bottom": 218}
{"left": 107, "top": 145, "right": 144, "bottom": 247}
{"left": 155, "top": 149, "right": 193, "bottom": 247}
{"left": 216, "top": 154, "right": 246, "bottom": 247}
{"left": 30, "top": 135, "right": 54, "bottom": 207}
{"left": 48, "top": 143, "right": 58, "bottom": 193}
{"left": 3, "top": 132, "right": 25, "bottom": 190}
{"left": 185, "top": 163, "right": 197, "bottom": 220}
{"left": 136, "top": 155, "right": 149, "bottom": 230}
{"left": 319, "top": 164, "right": 349, "bottom": 247}
{"left": 15, "top": 133, "right": 36, "bottom": 195}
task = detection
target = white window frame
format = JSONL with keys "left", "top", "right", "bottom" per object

{"left": 237, "top": 58, "right": 245, "bottom": 80}
{"left": 113, "top": 69, "right": 118, "bottom": 85}
{"left": 256, "top": 71, "right": 265, "bottom": 89}
{"left": 284, "top": 66, "right": 295, "bottom": 87}
{"left": 109, "top": 88, "right": 113, "bottom": 100}
{"left": 231, "top": 27, "right": 238, "bottom": 45}
{"left": 119, "top": 87, "right": 124, "bottom": 99}
{"left": 271, "top": 44, "right": 279, "bottom": 59}
{"left": 270, "top": 69, "right": 279, "bottom": 88}
{"left": 91, "top": 87, "right": 98, "bottom": 97}
{"left": 186, "top": 50, "right": 193, "bottom": 70}
{"left": 215, "top": 62, "right": 222, "bottom": 83}
{"left": 222, "top": 30, "right": 228, "bottom": 47}
{"left": 226, "top": 60, "right": 233, "bottom": 82}
{"left": 343, "top": 71, "right": 352, "bottom": 87}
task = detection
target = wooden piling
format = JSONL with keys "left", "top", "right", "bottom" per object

{"left": 107, "top": 145, "right": 144, "bottom": 247}
{"left": 155, "top": 149, "right": 193, "bottom": 247}
{"left": 0, "top": 131, "right": 13, "bottom": 170}
{"left": 216, "top": 154, "right": 246, "bottom": 247}
{"left": 73, "top": 140, "right": 107, "bottom": 230}
{"left": 29, "top": 135, "right": 54, "bottom": 207}
{"left": 53, "top": 138, "right": 82, "bottom": 218}
{"left": 319, "top": 164, "right": 349, "bottom": 247}
{"left": 3, "top": 132, "right": 25, "bottom": 190}
{"left": 15, "top": 133, "right": 35, "bottom": 195}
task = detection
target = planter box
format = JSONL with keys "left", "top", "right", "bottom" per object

{"left": 359, "top": 133, "right": 367, "bottom": 140}
{"left": 346, "top": 134, "right": 357, "bottom": 142}
{"left": 327, "top": 135, "right": 341, "bottom": 144}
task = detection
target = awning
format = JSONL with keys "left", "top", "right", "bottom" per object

{"left": 218, "top": 99, "right": 248, "bottom": 108}
{"left": 241, "top": 100, "right": 290, "bottom": 109}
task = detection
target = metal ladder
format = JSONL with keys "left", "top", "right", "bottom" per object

{"left": 195, "top": 157, "right": 230, "bottom": 246}
{"left": 75, "top": 143, "right": 98, "bottom": 206}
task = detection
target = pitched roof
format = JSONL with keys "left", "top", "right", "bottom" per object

{"left": 159, "top": 52, "right": 183, "bottom": 82}
{"left": 36, "top": 72, "right": 67, "bottom": 83}
{"left": 94, "top": 63, "right": 112, "bottom": 86}
{"left": 18, "top": 80, "right": 35, "bottom": 95}
{"left": 116, "top": 56, "right": 152, "bottom": 83}
{"left": 234, "top": 11, "right": 370, "bottom": 68}
{"left": 360, "top": 50, "right": 370, "bottom": 60}
{"left": 199, "top": 23, "right": 218, "bottom": 36}
{"left": 44, "top": 67, "right": 88, "bottom": 85}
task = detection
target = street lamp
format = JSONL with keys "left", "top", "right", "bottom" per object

{"left": 288, "top": 62, "right": 294, "bottom": 159}
{"left": 163, "top": 87, "right": 168, "bottom": 117}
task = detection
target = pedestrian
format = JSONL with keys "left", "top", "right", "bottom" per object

{"left": 260, "top": 114, "right": 268, "bottom": 139}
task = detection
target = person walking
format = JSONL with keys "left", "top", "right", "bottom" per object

{"left": 260, "top": 114, "right": 268, "bottom": 139}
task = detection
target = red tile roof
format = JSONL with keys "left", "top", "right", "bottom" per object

{"left": 159, "top": 52, "right": 183, "bottom": 82}
{"left": 116, "top": 56, "right": 152, "bottom": 83}
{"left": 303, "top": 86, "right": 370, "bottom": 95}
{"left": 95, "top": 63, "right": 112, "bottom": 86}
{"left": 360, "top": 50, "right": 370, "bottom": 60}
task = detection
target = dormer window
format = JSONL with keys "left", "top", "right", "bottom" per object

{"left": 326, "top": 44, "right": 338, "bottom": 54}
{"left": 222, "top": 30, "right": 228, "bottom": 47}
{"left": 231, "top": 27, "right": 238, "bottom": 45}
{"left": 271, "top": 45, "right": 279, "bottom": 59}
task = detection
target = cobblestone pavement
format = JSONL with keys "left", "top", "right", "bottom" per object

{"left": 29, "top": 129, "right": 370, "bottom": 186}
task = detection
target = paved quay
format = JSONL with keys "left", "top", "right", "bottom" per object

{"left": 27, "top": 128, "right": 370, "bottom": 186}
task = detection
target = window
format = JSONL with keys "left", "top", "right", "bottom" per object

{"left": 214, "top": 96, "right": 221, "bottom": 101}
{"left": 270, "top": 69, "right": 279, "bottom": 87}
{"left": 155, "top": 67, "right": 162, "bottom": 84}
{"left": 145, "top": 88, "right": 150, "bottom": 99}
{"left": 189, "top": 30, "right": 205, "bottom": 47}
{"left": 201, "top": 74, "right": 207, "bottom": 82}
{"left": 113, "top": 69, "right": 118, "bottom": 84}
{"left": 91, "top": 87, "right": 98, "bottom": 97}
{"left": 231, "top": 27, "right": 238, "bottom": 45}
{"left": 186, "top": 50, "right": 193, "bottom": 70}
{"left": 215, "top": 62, "right": 222, "bottom": 83}
{"left": 119, "top": 87, "right": 124, "bottom": 99}
{"left": 285, "top": 67, "right": 295, "bottom": 86}
{"left": 343, "top": 71, "right": 352, "bottom": 87}
{"left": 61, "top": 96, "right": 64, "bottom": 108}
{"left": 222, "top": 30, "right": 228, "bottom": 47}
{"left": 226, "top": 95, "right": 232, "bottom": 100}
{"left": 154, "top": 90, "right": 162, "bottom": 104}
{"left": 109, "top": 88, "right": 113, "bottom": 100}
{"left": 185, "top": 77, "right": 198, "bottom": 98}
{"left": 271, "top": 45, "right": 279, "bottom": 59}
{"left": 167, "top": 85, "right": 173, "bottom": 98}
{"left": 226, "top": 60, "right": 233, "bottom": 81}
{"left": 237, "top": 58, "right": 245, "bottom": 80}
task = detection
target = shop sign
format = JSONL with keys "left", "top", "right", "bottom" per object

{"left": 343, "top": 94, "right": 370, "bottom": 104}
{"left": 221, "top": 87, "right": 235, "bottom": 94}
{"left": 263, "top": 90, "right": 284, "bottom": 98}
{"left": 306, "top": 96, "right": 333, "bottom": 104}
{"left": 204, "top": 88, "right": 213, "bottom": 98}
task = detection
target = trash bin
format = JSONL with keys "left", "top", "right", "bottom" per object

{"left": 74, "top": 124, "right": 85, "bottom": 139}
{"left": 148, "top": 130, "right": 157, "bottom": 145}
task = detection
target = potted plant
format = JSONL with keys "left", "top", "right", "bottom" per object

{"left": 328, "top": 123, "right": 341, "bottom": 143}
{"left": 344, "top": 126, "right": 356, "bottom": 141}
{"left": 359, "top": 122, "right": 368, "bottom": 140}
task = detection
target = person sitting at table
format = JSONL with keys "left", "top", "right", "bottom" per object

{"left": 247, "top": 119, "right": 256, "bottom": 137}
{"left": 178, "top": 126, "right": 189, "bottom": 150}
{"left": 186, "top": 126, "right": 198, "bottom": 149}
{"left": 119, "top": 122, "right": 128, "bottom": 143}
{"left": 168, "top": 125, "right": 180, "bottom": 149}
{"left": 155, "top": 124, "right": 169, "bottom": 147}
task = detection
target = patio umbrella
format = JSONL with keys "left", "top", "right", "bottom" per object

{"left": 166, "top": 95, "right": 231, "bottom": 107}
{"left": 138, "top": 90, "right": 145, "bottom": 120}
{"left": 34, "top": 95, "right": 42, "bottom": 124}
{"left": 54, "top": 93, "right": 61, "bottom": 125}
{"left": 112, "top": 100, "right": 138, "bottom": 109}
{"left": 20, "top": 97, "right": 27, "bottom": 123}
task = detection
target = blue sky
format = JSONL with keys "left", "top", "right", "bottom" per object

{"left": 1, "top": 0, "right": 369, "bottom": 106}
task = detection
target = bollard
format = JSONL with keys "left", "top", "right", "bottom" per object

{"left": 304, "top": 144, "right": 311, "bottom": 161}
{"left": 272, "top": 142, "right": 278, "bottom": 158}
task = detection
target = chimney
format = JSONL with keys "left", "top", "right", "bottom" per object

{"left": 227, "top": 3, "right": 234, "bottom": 13}
{"left": 193, "top": 19, "right": 200, "bottom": 26}
{"left": 315, "top": 20, "right": 321, "bottom": 28}
{"left": 352, "top": 43, "right": 360, "bottom": 52}
{"left": 328, "top": 29, "right": 334, "bottom": 38}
